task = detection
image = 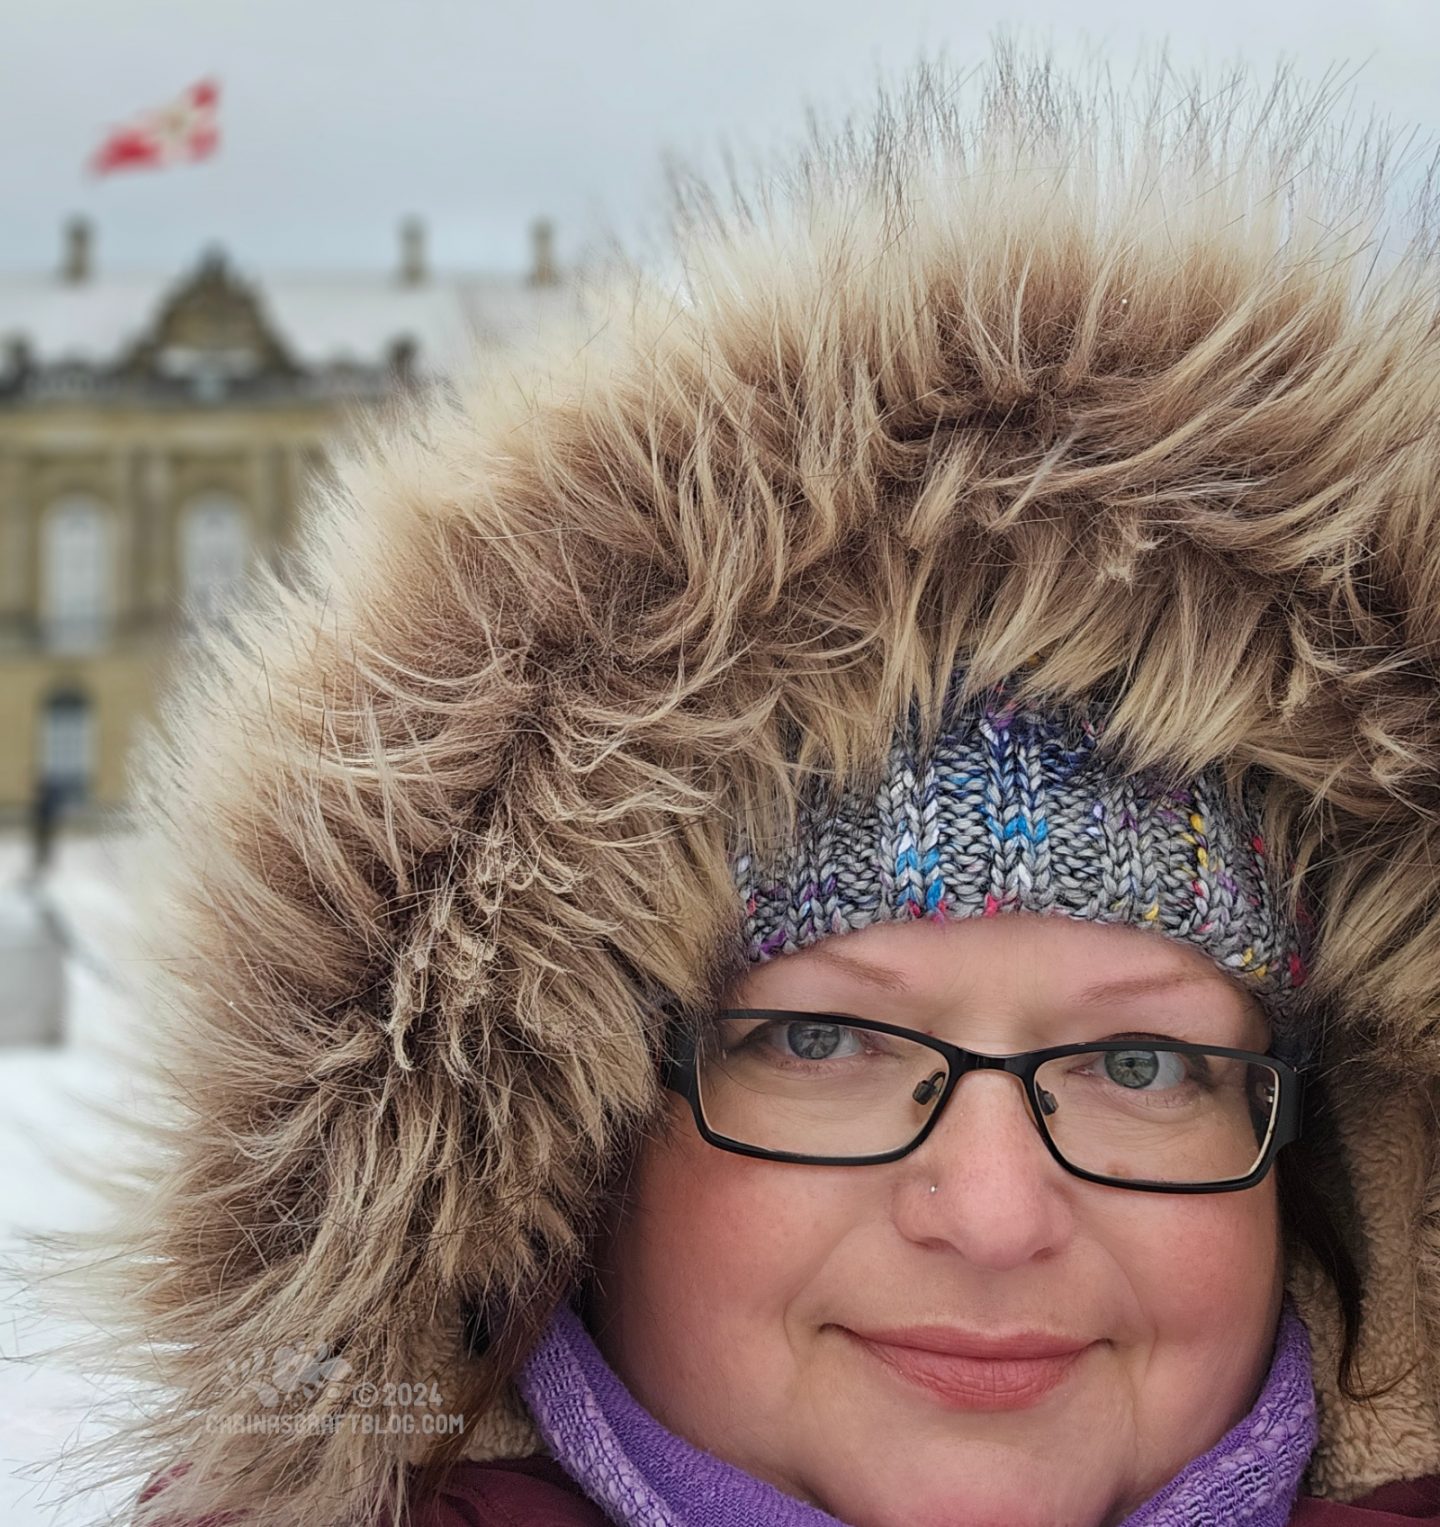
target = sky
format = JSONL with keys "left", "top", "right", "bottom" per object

{"left": 2, "top": 0, "right": 1438, "bottom": 282}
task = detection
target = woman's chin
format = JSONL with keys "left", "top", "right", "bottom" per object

{"left": 812, "top": 1475, "right": 1111, "bottom": 1527}
{"left": 790, "top": 1436, "right": 1126, "bottom": 1527}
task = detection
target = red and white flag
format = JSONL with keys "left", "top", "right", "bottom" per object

{"left": 88, "top": 79, "right": 220, "bottom": 176}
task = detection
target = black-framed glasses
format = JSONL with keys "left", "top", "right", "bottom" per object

{"left": 662, "top": 1009, "right": 1305, "bottom": 1194}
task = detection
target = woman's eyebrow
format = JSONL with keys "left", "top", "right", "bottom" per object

{"left": 1072, "top": 970, "right": 1236, "bottom": 1003}
{"left": 807, "top": 946, "right": 913, "bottom": 993}
{"left": 807, "top": 951, "right": 1238, "bottom": 1005}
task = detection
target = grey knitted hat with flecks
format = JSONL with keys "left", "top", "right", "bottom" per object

{"left": 732, "top": 680, "right": 1315, "bottom": 1065}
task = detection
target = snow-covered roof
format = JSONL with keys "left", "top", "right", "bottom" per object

{"left": 0, "top": 266, "right": 579, "bottom": 379}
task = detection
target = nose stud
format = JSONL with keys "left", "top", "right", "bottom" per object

{"left": 928, "top": 1183, "right": 938, "bottom": 1194}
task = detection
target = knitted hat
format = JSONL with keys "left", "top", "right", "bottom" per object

{"left": 733, "top": 678, "right": 1315, "bottom": 1066}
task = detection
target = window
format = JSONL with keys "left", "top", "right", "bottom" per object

{"left": 42, "top": 495, "right": 111, "bottom": 651}
{"left": 181, "top": 493, "right": 250, "bottom": 620}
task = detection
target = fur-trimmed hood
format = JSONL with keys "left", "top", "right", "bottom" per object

{"left": 37, "top": 41, "right": 1440, "bottom": 1527}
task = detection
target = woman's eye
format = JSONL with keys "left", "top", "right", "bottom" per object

{"left": 1101, "top": 1048, "right": 1189, "bottom": 1090}
{"left": 772, "top": 1022, "right": 862, "bottom": 1061}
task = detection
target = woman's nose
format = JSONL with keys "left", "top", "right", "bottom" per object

{"left": 893, "top": 1070, "right": 1076, "bottom": 1268}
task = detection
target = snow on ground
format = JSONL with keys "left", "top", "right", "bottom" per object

{"left": 0, "top": 829, "right": 157, "bottom": 1526}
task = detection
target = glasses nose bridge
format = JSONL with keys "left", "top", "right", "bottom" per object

{"left": 951, "top": 1046, "right": 1026, "bottom": 1076}
{"left": 927, "top": 1048, "right": 1044, "bottom": 1137}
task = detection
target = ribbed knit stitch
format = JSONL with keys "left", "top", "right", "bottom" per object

{"left": 733, "top": 679, "right": 1313, "bottom": 1063}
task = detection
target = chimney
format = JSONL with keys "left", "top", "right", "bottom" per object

{"left": 387, "top": 334, "right": 418, "bottom": 385}
{"left": 61, "top": 216, "right": 93, "bottom": 283}
{"left": 1, "top": 334, "right": 32, "bottom": 396}
{"left": 528, "top": 217, "right": 558, "bottom": 287}
{"left": 399, "top": 216, "right": 426, "bottom": 285}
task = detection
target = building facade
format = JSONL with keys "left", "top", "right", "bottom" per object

{"left": 0, "top": 217, "right": 574, "bottom": 825}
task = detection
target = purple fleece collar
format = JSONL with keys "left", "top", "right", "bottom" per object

{"left": 517, "top": 1301, "right": 1317, "bottom": 1527}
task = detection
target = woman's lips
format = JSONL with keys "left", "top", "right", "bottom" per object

{"left": 843, "top": 1326, "right": 1093, "bottom": 1411}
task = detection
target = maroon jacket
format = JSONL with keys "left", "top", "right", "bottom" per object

{"left": 401, "top": 1461, "right": 1440, "bottom": 1525}
{"left": 140, "top": 1459, "right": 1440, "bottom": 1525}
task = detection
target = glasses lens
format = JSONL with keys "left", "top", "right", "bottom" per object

{"left": 696, "top": 1017, "right": 950, "bottom": 1158}
{"left": 1033, "top": 1046, "right": 1281, "bottom": 1186}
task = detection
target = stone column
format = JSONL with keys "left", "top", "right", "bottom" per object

{"left": 0, "top": 452, "right": 25, "bottom": 638}
{"left": 250, "top": 443, "right": 279, "bottom": 540}
{"left": 251, "top": 442, "right": 282, "bottom": 580}
{"left": 113, "top": 446, "right": 141, "bottom": 642}
{"left": 141, "top": 446, "right": 172, "bottom": 621}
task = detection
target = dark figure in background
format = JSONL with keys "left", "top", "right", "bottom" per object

{"left": 28, "top": 775, "right": 63, "bottom": 880}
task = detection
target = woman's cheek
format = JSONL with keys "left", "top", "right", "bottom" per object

{"left": 1107, "top": 1182, "right": 1282, "bottom": 1325}
{"left": 640, "top": 1127, "right": 845, "bottom": 1314}
{"left": 1091, "top": 1178, "right": 1283, "bottom": 1472}
{"left": 598, "top": 1127, "right": 849, "bottom": 1445}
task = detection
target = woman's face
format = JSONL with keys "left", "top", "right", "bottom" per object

{"left": 591, "top": 914, "right": 1285, "bottom": 1527}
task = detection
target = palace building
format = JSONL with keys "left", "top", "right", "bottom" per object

{"left": 0, "top": 216, "right": 578, "bottom": 825}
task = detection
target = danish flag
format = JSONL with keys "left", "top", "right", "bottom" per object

{"left": 89, "top": 80, "right": 220, "bottom": 175}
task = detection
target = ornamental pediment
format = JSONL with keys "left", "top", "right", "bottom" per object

{"left": 117, "top": 247, "right": 299, "bottom": 384}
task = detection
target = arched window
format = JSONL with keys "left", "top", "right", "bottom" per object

{"left": 39, "top": 689, "right": 94, "bottom": 804}
{"left": 42, "top": 495, "right": 111, "bottom": 651}
{"left": 181, "top": 494, "right": 250, "bottom": 620}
